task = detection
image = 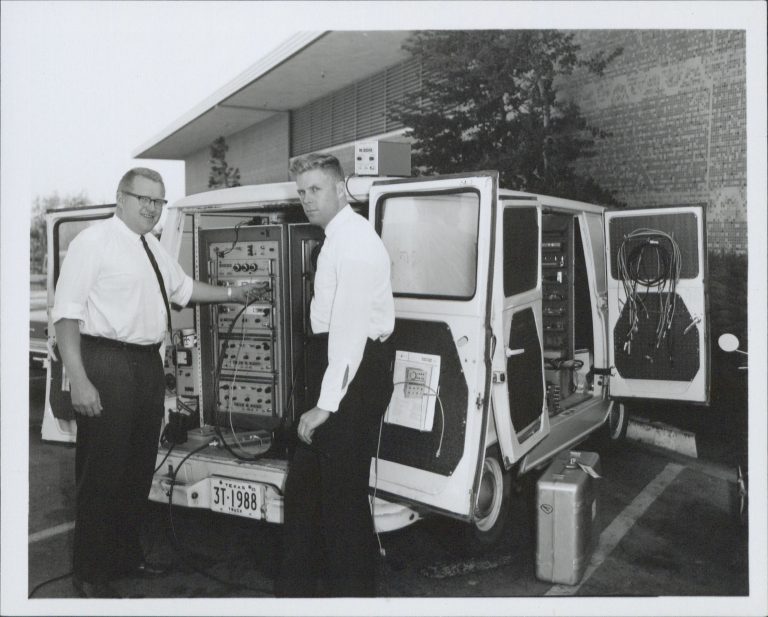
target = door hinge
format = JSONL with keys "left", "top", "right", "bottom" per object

{"left": 492, "top": 371, "right": 506, "bottom": 383}
{"left": 475, "top": 394, "right": 484, "bottom": 409}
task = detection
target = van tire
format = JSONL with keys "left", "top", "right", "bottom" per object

{"left": 468, "top": 447, "right": 512, "bottom": 548}
{"left": 595, "top": 401, "right": 629, "bottom": 451}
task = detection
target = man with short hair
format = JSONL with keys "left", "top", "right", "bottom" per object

{"left": 53, "top": 167, "right": 263, "bottom": 598}
{"left": 275, "top": 153, "right": 395, "bottom": 597}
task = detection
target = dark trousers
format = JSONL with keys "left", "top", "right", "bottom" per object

{"left": 276, "top": 336, "right": 394, "bottom": 597}
{"left": 72, "top": 336, "right": 164, "bottom": 583}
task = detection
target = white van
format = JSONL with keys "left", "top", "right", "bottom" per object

{"left": 41, "top": 170, "right": 709, "bottom": 543}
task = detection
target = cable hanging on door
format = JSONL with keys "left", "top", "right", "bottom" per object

{"left": 616, "top": 228, "right": 682, "bottom": 355}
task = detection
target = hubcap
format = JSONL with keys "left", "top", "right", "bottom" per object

{"left": 609, "top": 402, "right": 625, "bottom": 439}
{"left": 475, "top": 456, "right": 503, "bottom": 531}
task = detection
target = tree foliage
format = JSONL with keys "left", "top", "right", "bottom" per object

{"left": 30, "top": 191, "right": 91, "bottom": 274}
{"left": 391, "top": 30, "right": 624, "bottom": 205}
{"left": 208, "top": 136, "right": 241, "bottom": 189}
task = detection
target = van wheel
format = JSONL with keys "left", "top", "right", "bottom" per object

{"left": 595, "top": 401, "right": 629, "bottom": 450}
{"left": 468, "top": 448, "right": 512, "bottom": 548}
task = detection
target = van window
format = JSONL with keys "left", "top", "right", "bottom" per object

{"left": 503, "top": 207, "right": 539, "bottom": 296}
{"left": 378, "top": 191, "right": 479, "bottom": 299}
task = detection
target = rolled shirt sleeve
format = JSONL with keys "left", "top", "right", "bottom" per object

{"left": 52, "top": 229, "right": 102, "bottom": 326}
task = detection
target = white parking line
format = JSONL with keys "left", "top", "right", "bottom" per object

{"left": 545, "top": 462, "right": 685, "bottom": 596}
{"left": 28, "top": 521, "right": 75, "bottom": 544}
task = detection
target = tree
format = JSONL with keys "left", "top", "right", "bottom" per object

{"left": 208, "top": 136, "right": 241, "bottom": 189}
{"left": 391, "top": 31, "right": 623, "bottom": 205}
{"left": 30, "top": 191, "right": 91, "bottom": 274}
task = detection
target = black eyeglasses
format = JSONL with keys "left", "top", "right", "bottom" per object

{"left": 121, "top": 190, "right": 168, "bottom": 210}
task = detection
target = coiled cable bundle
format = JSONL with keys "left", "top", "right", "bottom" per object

{"left": 616, "top": 228, "right": 682, "bottom": 354}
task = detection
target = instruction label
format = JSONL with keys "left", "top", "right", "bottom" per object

{"left": 384, "top": 350, "right": 441, "bottom": 432}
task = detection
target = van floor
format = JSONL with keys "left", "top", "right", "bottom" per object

{"left": 160, "top": 427, "right": 284, "bottom": 465}
{"left": 549, "top": 392, "right": 593, "bottom": 416}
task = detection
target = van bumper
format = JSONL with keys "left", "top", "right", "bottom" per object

{"left": 150, "top": 475, "right": 421, "bottom": 532}
{"left": 149, "top": 429, "right": 421, "bottom": 532}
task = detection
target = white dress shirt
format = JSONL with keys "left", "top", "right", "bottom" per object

{"left": 52, "top": 215, "right": 194, "bottom": 345}
{"left": 311, "top": 205, "right": 395, "bottom": 412}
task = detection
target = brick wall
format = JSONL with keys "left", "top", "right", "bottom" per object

{"left": 184, "top": 112, "right": 291, "bottom": 195}
{"left": 559, "top": 30, "right": 747, "bottom": 254}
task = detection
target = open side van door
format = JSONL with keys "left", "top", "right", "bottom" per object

{"left": 41, "top": 205, "right": 117, "bottom": 442}
{"left": 490, "top": 198, "right": 548, "bottom": 468}
{"left": 604, "top": 206, "right": 709, "bottom": 403}
{"left": 366, "top": 172, "right": 496, "bottom": 521}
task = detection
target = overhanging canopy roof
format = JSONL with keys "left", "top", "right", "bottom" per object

{"left": 134, "top": 30, "right": 413, "bottom": 160}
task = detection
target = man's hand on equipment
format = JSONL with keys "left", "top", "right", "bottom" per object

{"left": 71, "top": 378, "right": 103, "bottom": 417}
{"left": 230, "top": 281, "right": 270, "bottom": 304}
{"left": 298, "top": 407, "right": 331, "bottom": 444}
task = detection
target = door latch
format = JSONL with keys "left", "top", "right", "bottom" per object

{"left": 505, "top": 347, "right": 525, "bottom": 357}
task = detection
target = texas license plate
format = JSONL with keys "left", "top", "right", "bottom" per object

{"left": 210, "top": 478, "right": 262, "bottom": 519}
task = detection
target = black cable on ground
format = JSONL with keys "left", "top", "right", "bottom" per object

{"left": 164, "top": 442, "right": 274, "bottom": 596}
{"left": 28, "top": 570, "right": 74, "bottom": 598}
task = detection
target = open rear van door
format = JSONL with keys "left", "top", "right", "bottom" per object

{"left": 490, "top": 199, "right": 548, "bottom": 467}
{"left": 604, "top": 206, "right": 709, "bottom": 403}
{"left": 366, "top": 172, "right": 497, "bottom": 521}
{"left": 41, "top": 205, "right": 116, "bottom": 442}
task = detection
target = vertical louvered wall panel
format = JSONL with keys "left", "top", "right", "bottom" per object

{"left": 332, "top": 84, "right": 357, "bottom": 145}
{"left": 291, "top": 58, "right": 423, "bottom": 155}
{"left": 385, "top": 58, "right": 421, "bottom": 132}
{"left": 355, "top": 71, "right": 388, "bottom": 138}
{"left": 310, "top": 96, "right": 333, "bottom": 151}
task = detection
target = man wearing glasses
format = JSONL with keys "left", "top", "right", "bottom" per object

{"left": 53, "top": 167, "right": 263, "bottom": 598}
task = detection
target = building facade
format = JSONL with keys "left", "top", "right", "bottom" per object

{"left": 139, "top": 30, "right": 746, "bottom": 254}
{"left": 562, "top": 30, "right": 747, "bottom": 254}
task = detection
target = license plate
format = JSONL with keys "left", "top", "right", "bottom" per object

{"left": 210, "top": 478, "right": 262, "bottom": 519}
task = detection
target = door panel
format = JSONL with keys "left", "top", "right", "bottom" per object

{"left": 41, "top": 206, "right": 116, "bottom": 442}
{"left": 368, "top": 173, "right": 496, "bottom": 519}
{"left": 491, "top": 203, "right": 548, "bottom": 467}
{"left": 604, "top": 207, "right": 709, "bottom": 403}
{"left": 505, "top": 307, "right": 544, "bottom": 431}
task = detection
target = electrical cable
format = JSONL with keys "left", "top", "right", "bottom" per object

{"left": 369, "top": 413, "right": 392, "bottom": 595}
{"left": 154, "top": 440, "right": 175, "bottom": 474}
{"left": 215, "top": 221, "right": 248, "bottom": 257}
{"left": 176, "top": 396, "right": 198, "bottom": 416}
{"left": 616, "top": 228, "right": 681, "bottom": 356}
{"left": 344, "top": 174, "right": 365, "bottom": 204}
{"left": 370, "top": 378, "right": 442, "bottom": 590}
{"left": 28, "top": 570, "right": 74, "bottom": 598}
{"left": 211, "top": 290, "right": 273, "bottom": 462}
{"left": 163, "top": 441, "right": 273, "bottom": 596}
{"left": 390, "top": 380, "right": 445, "bottom": 458}
{"left": 226, "top": 307, "right": 250, "bottom": 452}
{"left": 371, "top": 415, "right": 386, "bottom": 557}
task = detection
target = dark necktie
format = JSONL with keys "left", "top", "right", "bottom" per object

{"left": 310, "top": 235, "right": 325, "bottom": 271}
{"left": 140, "top": 235, "right": 172, "bottom": 334}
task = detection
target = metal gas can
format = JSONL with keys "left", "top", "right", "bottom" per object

{"left": 535, "top": 450, "right": 601, "bottom": 585}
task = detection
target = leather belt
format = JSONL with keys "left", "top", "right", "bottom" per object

{"left": 81, "top": 334, "right": 162, "bottom": 353}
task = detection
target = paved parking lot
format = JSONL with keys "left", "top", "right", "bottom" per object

{"left": 22, "top": 369, "right": 758, "bottom": 616}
